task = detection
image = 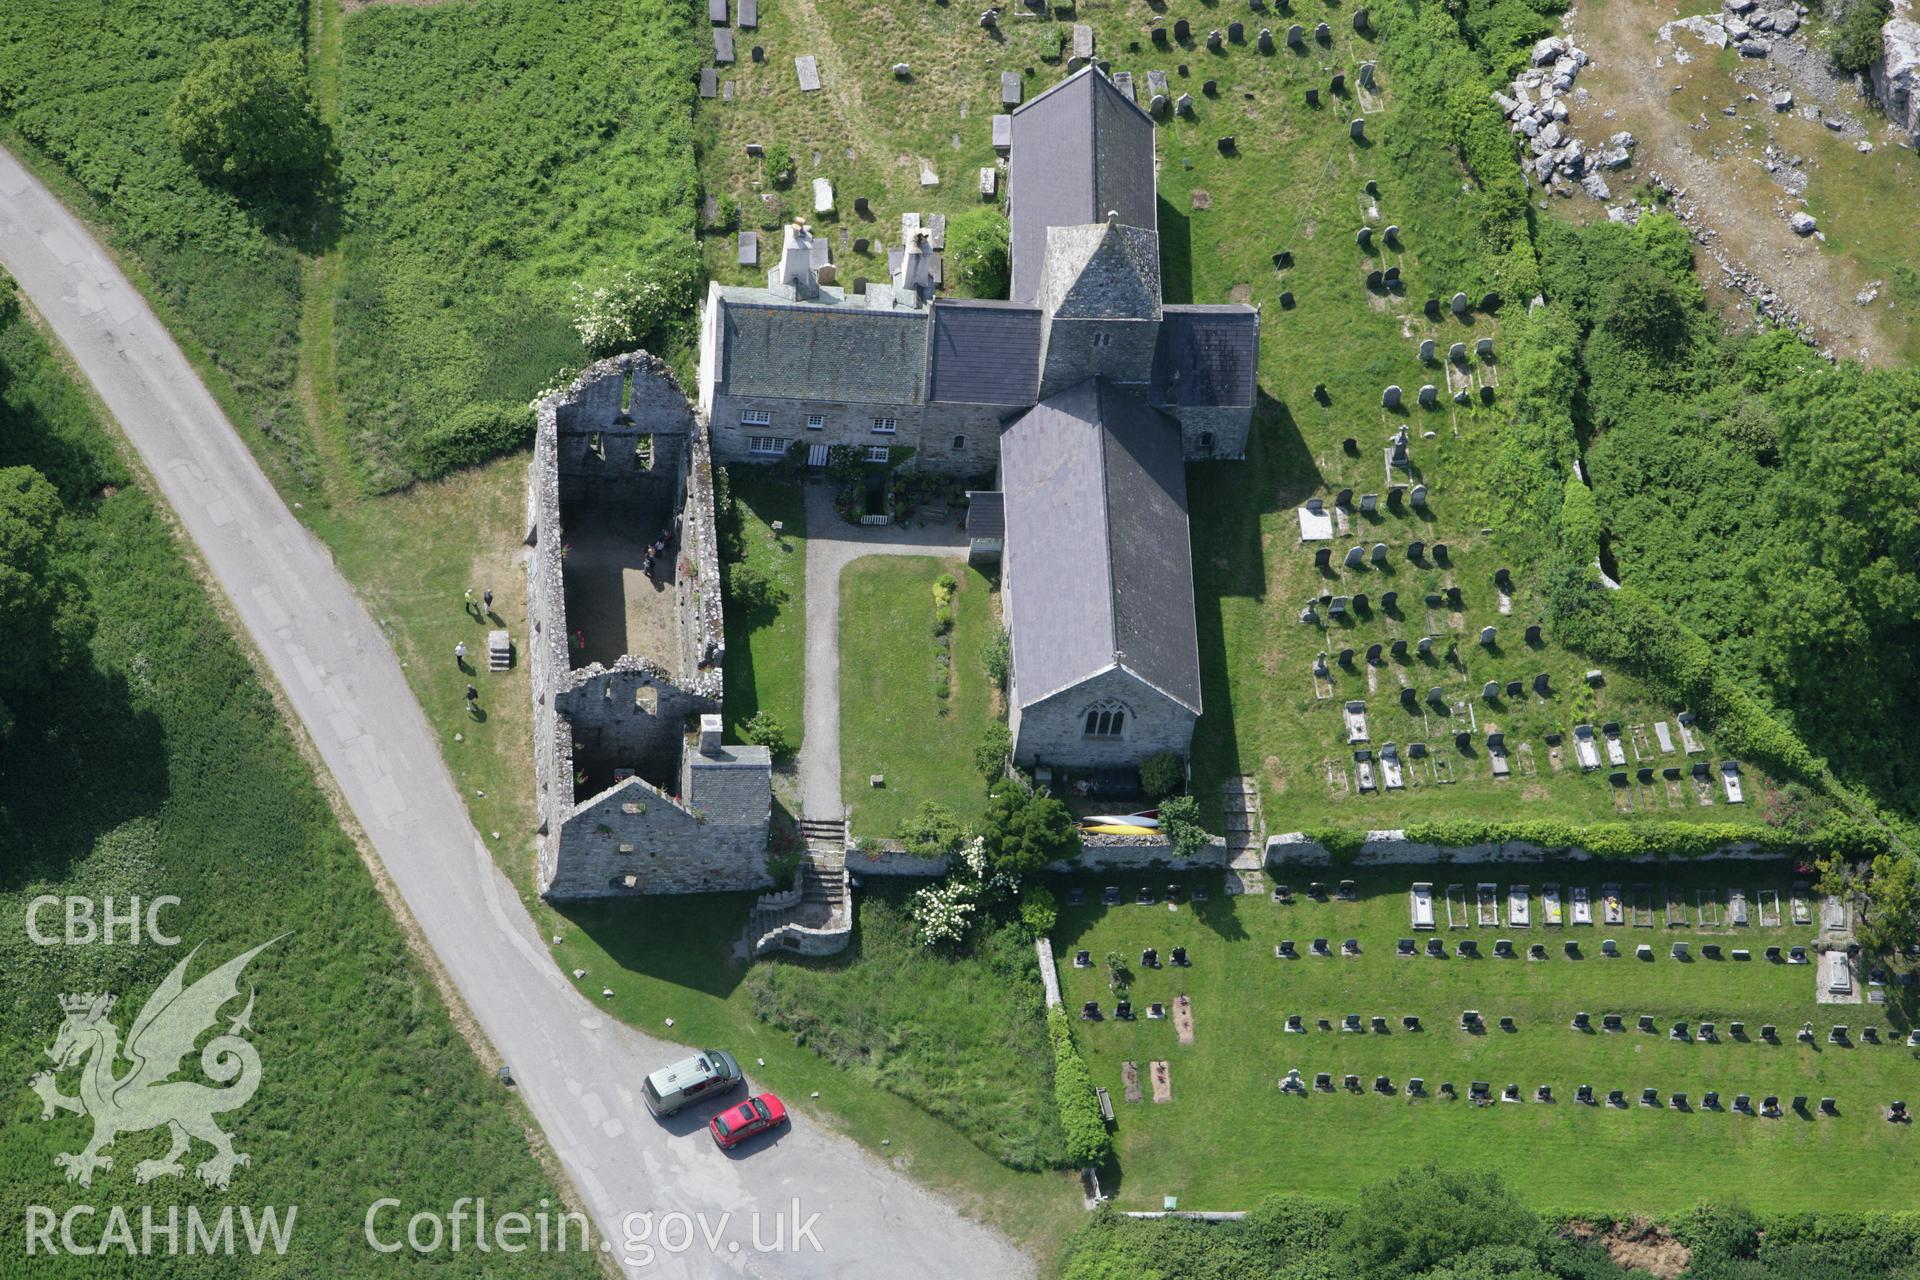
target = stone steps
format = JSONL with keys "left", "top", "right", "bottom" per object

{"left": 736, "top": 856, "right": 852, "bottom": 959}
{"left": 486, "top": 628, "right": 513, "bottom": 673}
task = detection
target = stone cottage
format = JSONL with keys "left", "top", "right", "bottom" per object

{"left": 694, "top": 65, "right": 1259, "bottom": 477}
{"left": 525, "top": 353, "right": 773, "bottom": 898}
{"left": 694, "top": 65, "right": 1255, "bottom": 775}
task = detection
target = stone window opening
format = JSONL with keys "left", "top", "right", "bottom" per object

{"left": 748, "top": 436, "right": 786, "bottom": 455}
{"left": 1091, "top": 332, "right": 1113, "bottom": 349}
{"left": 1199, "top": 431, "right": 1214, "bottom": 453}
{"left": 951, "top": 435, "right": 966, "bottom": 451}
{"left": 806, "top": 414, "right": 825, "bottom": 431}
{"left": 741, "top": 409, "right": 772, "bottom": 426}
{"left": 1083, "top": 700, "right": 1128, "bottom": 738}
{"left": 871, "top": 416, "right": 898, "bottom": 434}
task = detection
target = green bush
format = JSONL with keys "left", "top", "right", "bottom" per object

{"left": 1833, "top": 0, "right": 1892, "bottom": 73}
{"left": 982, "top": 779, "right": 1079, "bottom": 876}
{"left": 168, "top": 36, "right": 329, "bottom": 187}
{"left": 1158, "top": 794, "right": 1210, "bottom": 856}
{"left": 981, "top": 626, "right": 1011, "bottom": 690}
{"left": 898, "top": 800, "right": 965, "bottom": 858}
{"left": 946, "top": 207, "right": 1012, "bottom": 299}
{"left": 1018, "top": 885, "right": 1058, "bottom": 939}
{"left": 1138, "top": 751, "right": 1185, "bottom": 801}
{"left": 974, "top": 721, "right": 1012, "bottom": 779}
{"left": 741, "top": 709, "right": 793, "bottom": 760}
{"left": 725, "top": 561, "right": 785, "bottom": 620}
{"left": 1046, "top": 1007, "right": 1112, "bottom": 1167}
{"left": 762, "top": 142, "right": 795, "bottom": 188}
{"left": 409, "top": 402, "right": 534, "bottom": 476}
{"left": 569, "top": 255, "right": 700, "bottom": 357}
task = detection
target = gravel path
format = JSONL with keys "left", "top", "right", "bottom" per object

{"left": 0, "top": 145, "right": 1031, "bottom": 1280}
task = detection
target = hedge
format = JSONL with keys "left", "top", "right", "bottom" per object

{"left": 409, "top": 402, "right": 535, "bottom": 477}
{"left": 1047, "top": 1006, "right": 1112, "bottom": 1168}
{"left": 1282, "top": 820, "right": 1888, "bottom": 865}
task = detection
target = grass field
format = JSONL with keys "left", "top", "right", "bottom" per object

{"left": 335, "top": 0, "right": 702, "bottom": 490}
{"left": 0, "top": 306, "right": 597, "bottom": 1277}
{"left": 1055, "top": 861, "right": 1920, "bottom": 1214}
{"left": 546, "top": 886, "right": 1083, "bottom": 1265}
{"left": 838, "top": 556, "right": 997, "bottom": 837}
{"left": 721, "top": 472, "right": 808, "bottom": 750}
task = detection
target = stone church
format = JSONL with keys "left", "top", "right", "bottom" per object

{"left": 695, "top": 66, "right": 1255, "bottom": 772}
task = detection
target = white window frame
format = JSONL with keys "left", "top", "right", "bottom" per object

{"left": 865, "top": 445, "right": 891, "bottom": 463}
{"left": 740, "top": 409, "right": 771, "bottom": 426}
{"left": 747, "top": 436, "right": 787, "bottom": 456}
{"left": 871, "top": 416, "right": 898, "bottom": 434}
{"left": 806, "top": 414, "right": 825, "bottom": 431}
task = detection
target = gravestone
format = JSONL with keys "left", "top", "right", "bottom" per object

{"left": 1203, "top": 79, "right": 1217, "bottom": 96}
{"left": 1175, "top": 92, "right": 1193, "bottom": 116}
{"left": 1315, "top": 21, "right": 1331, "bottom": 41}
{"left": 1416, "top": 636, "right": 1432, "bottom": 656}
{"left": 1524, "top": 624, "right": 1540, "bottom": 645}
{"left": 1371, "top": 542, "right": 1388, "bottom": 565}
{"left": 1382, "top": 384, "right": 1402, "bottom": 409}
{"left": 1350, "top": 118, "right": 1366, "bottom": 141}
{"left": 1476, "top": 336, "right": 1494, "bottom": 358}
{"left": 1153, "top": 24, "right": 1170, "bottom": 46}
{"left": 991, "top": 114, "right": 1012, "bottom": 152}
{"left": 1229, "top": 20, "right": 1244, "bottom": 41}
{"left": 1258, "top": 27, "right": 1275, "bottom": 52}
{"left": 1287, "top": 23, "right": 1304, "bottom": 46}
{"left": 796, "top": 55, "right": 822, "bottom": 91}
{"left": 1354, "top": 6, "right": 1371, "bottom": 30}
{"left": 1365, "top": 269, "right": 1383, "bottom": 289}
{"left": 714, "top": 27, "right": 736, "bottom": 62}
{"left": 1073, "top": 23, "right": 1094, "bottom": 60}
{"left": 1407, "top": 539, "right": 1425, "bottom": 561}
{"left": 1419, "top": 338, "right": 1436, "bottom": 361}
{"left": 1175, "top": 17, "right": 1191, "bottom": 40}
{"left": 1345, "top": 545, "right": 1365, "bottom": 568}
{"left": 741, "top": 0, "right": 757, "bottom": 26}
{"left": 1359, "top": 492, "right": 1377, "bottom": 513}
{"left": 1450, "top": 341, "right": 1468, "bottom": 363}
{"left": 699, "top": 67, "right": 718, "bottom": 98}
{"left": 1359, "top": 61, "right": 1375, "bottom": 88}
{"left": 1330, "top": 72, "right": 1345, "bottom": 95}
{"left": 1112, "top": 71, "right": 1134, "bottom": 102}
{"left": 1418, "top": 384, "right": 1437, "bottom": 407}
{"left": 1306, "top": 88, "right": 1320, "bottom": 107}
{"left": 1002, "top": 71, "right": 1022, "bottom": 105}
{"left": 1451, "top": 291, "right": 1469, "bottom": 314}
{"left": 1409, "top": 484, "right": 1426, "bottom": 508}
{"left": 1207, "top": 29, "right": 1223, "bottom": 52}
{"left": 1383, "top": 266, "right": 1400, "bottom": 287}
{"left": 709, "top": 0, "right": 727, "bottom": 26}
{"left": 1147, "top": 69, "right": 1170, "bottom": 98}
{"left": 1356, "top": 226, "right": 1373, "bottom": 250}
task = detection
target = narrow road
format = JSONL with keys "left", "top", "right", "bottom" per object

{"left": 798, "top": 484, "right": 970, "bottom": 820}
{"left": 0, "top": 148, "right": 1032, "bottom": 1279}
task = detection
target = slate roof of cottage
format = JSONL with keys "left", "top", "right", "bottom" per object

{"left": 686, "top": 742, "right": 773, "bottom": 826}
{"left": 928, "top": 300, "right": 1042, "bottom": 404}
{"left": 1008, "top": 67, "right": 1157, "bottom": 305}
{"left": 965, "top": 489, "right": 1005, "bottom": 538}
{"left": 715, "top": 288, "right": 929, "bottom": 404}
{"left": 1000, "top": 379, "right": 1201, "bottom": 714}
{"left": 1149, "top": 305, "right": 1260, "bottom": 408}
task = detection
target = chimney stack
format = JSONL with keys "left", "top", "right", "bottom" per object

{"left": 891, "top": 228, "right": 937, "bottom": 307}
{"left": 698, "top": 713, "right": 724, "bottom": 756}
{"left": 768, "top": 219, "right": 820, "bottom": 300}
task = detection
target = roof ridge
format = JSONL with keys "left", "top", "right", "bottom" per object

{"left": 1093, "top": 380, "right": 1123, "bottom": 674}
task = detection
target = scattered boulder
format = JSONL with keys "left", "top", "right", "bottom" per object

{"left": 1788, "top": 211, "right": 1817, "bottom": 235}
{"left": 1871, "top": 18, "right": 1920, "bottom": 137}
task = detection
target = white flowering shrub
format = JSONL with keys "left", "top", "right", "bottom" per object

{"left": 568, "top": 260, "right": 696, "bottom": 357}
{"left": 910, "top": 878, "right": 976, "bottom": 948}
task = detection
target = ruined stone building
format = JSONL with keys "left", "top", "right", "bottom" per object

{"left": 525, "top": 353, "right": 773, "bottom": 899}
{"left": 694, "top": 65, "right": 1247, "bottom": 773}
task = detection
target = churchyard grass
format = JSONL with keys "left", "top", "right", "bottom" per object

{"left": 721, "top": 471, "right": 809, "bottom": 751}
{"left": 838, "top": 556, "right": 997, "bottom": 838}
{"left": 547, "top": 886, "right": 1083, "bottom": 1265}
{"left": 1056, "top": 862, "right": 1920, "bottom": 1213}
{"left": 0, "top": 310, "right": 597, "bottom": 1278}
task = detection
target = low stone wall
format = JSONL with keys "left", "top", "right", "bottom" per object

{"left": 844, "top": 848, "right": 951, "bottom": 877}
{"left": 1034, "top": 937, "right": 1062, "bottom": 1008}
{"left": 1263, "top": 830, "right": 1772, "bottom": 868}
{"left": 1048, "top": 833, "right": 1233, "bottom": 874}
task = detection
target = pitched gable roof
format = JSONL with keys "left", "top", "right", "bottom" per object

{"left": 1150, "top": 305, "right": 1260, "bottom": 408}
{"left": 1008, "top": 67, "right": 1158, "bottom": 304}
{"left": 928, "top": 300, "right": 1042, "bottom": 404}
{"left": 1000, "top": 380, "right": 1201, "bottom": 714}
{"left": 1038, "top": 221, "right": 1162, "bottom": 320}
{"left": 716, "top": 293, "right": 929, "bottom": 405}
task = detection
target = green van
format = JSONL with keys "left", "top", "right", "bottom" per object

{"left": 641, "top": 1049, "right": 744, "bottom": 1117}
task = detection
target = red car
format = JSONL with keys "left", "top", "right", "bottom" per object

{"left": 709, "top": 1092, "right": 787, "bottom": 1149}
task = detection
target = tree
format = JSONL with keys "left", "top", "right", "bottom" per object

{"left": 1833, "top": 0, "right": 1891, "bottom": 73}
{"left": 0, "top": 466, "right": 90, "bottom": 735}
{"left": 947, "top": 208, "right": 1011, "bottom": 299}
{"left": 740, "top": 711, "right": 792, "bottom": 760}
{"left": 979, "top": 781, "right": 1078, "bottom": 877}
{"left": 168, "top": 37, "right": 327, "bottom": 186}
{"left": 1824, "top": 852, "right": 1920, "bottom": 955}
{"left": 1139, "top": 751, "right": 1185, "bottom": 801}
{"left": 1330, "top": 1164, "right": 1543, "bottom": 1280}
{"left": 569, "top": 254, "right": 700, "bottom": 357}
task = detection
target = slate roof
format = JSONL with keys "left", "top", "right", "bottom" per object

{"left": 1149, "top": 305, "right": 1260, "bottom": 408}
{"left": 1039, "top": 222, "right": 1161, "bottom": 319}
{"left": 1008, "top": 67, "right": 1157, "bottom": 304}
{"left": 1000, "top": 379, "right": 1201, "bottom": 714}
{"left": 716, "top": 292, "right": 929, "bottom": 404}
{"left": 928, "top": 300, "right": 1041, "bottom": 404}
{"left": 965, "top": 490, "right": 1005, "bottom": 539}
{"left": 686, "top": 743, "right": 773, "bottom": 827}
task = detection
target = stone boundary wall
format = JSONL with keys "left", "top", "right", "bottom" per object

{"left": 845, "top": 848, "right": 952, "bottom": 877}
{"left": 1035, "top": 937, "right": 1062, "bottom": 1008}
{"left": 1049, "top": 833, "right": 1232, "bottom": 873}
{"left": 678, "top": 412, "right": 726, "bottom": 696}
{"left": 1263, "top": 830, "right": 1773, "bottom": 867}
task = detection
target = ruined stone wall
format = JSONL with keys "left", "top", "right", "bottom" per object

{"left": 528, "top": 353, "right": 745, "bottom": 898}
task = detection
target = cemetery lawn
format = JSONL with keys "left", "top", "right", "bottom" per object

{"left": 0, "top": 309, "right": 597, "bottom": 1279}
{"left": 693, "top": 0, "right": 1780, "bottom": 837}
{"left": 1055, "top": 863, "right": 1920, "bottom": 1214}
{"left": 546, "top": 887, "right": 1083, "bottom": 1265}
{"left": 839, "top": 556, "right": 998, "bottom": 838}
{"left": 722, "top": 472, "right": 809, "bottom": 750}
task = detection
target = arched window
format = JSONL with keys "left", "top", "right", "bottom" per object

{"left": 1082, "top": 700, "right": 1129, "bottom": 738}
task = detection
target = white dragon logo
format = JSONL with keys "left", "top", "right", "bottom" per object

{"left": 28, "top": 939, "right": 279, "bottom": 1190}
